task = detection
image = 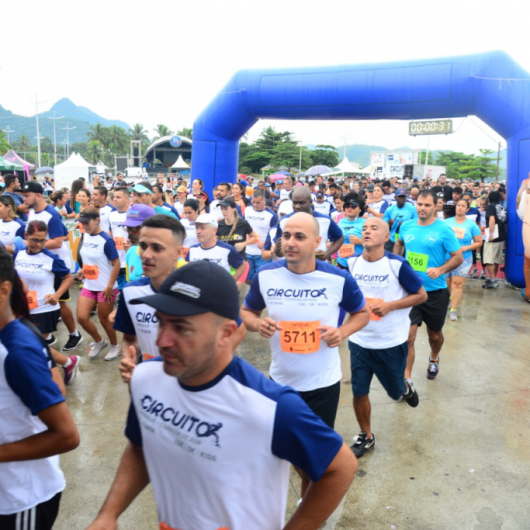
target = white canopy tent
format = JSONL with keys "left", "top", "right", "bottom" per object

{"left": 171, "top": 155, "right": 189, "bottom": 170}
{"left": 96, "top": 160, "right": 108, "bottom": 174}
{"left": 322, "top": 156, "right": 363, "bottom": 176}
{"left": 54, "top": 153, "right": 96, "bottom": 188}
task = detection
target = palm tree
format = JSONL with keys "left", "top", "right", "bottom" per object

{"left": 13, "top": 134, "right": 32, "bottom": 153}
{"left": 87, "top": 124, "right": 109, "bottom": 148}
{"left": 130, "top": 123, "right": 149, "bottom": 143}
{"left": 153, "top": 124, "right": 173, "bottom": 140}
{"left": 176, "top": 127, "right": 193, "bottom": 140}
{"left": 86, "top": 140, "right": 104, "bottom": 164}
{"left": 107, "top": 125, "right": 129, "bottom": 156}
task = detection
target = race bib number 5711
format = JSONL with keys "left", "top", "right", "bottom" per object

{"left": 279, "top": 321, "right": 321, "bottom": 354}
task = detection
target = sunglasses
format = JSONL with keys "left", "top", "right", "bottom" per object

{"left": 344, "top": 203, "right": 359, "bottom": 209}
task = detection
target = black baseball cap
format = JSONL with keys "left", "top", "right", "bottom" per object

{"left": 130, "top": 261, "right": 240, "bottom": 321}
{"left": 219, "top": 198, "right": 236, "bottom": 208}
{"left": 22, "top": 181, "right": 44, "bottom": 194}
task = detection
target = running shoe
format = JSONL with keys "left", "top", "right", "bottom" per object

{"left": 350, "top": 432, "right": 375, "bottom": 458}
{"left": 45, "top": 335, "right": 57, "bottom": 347}
{"left": 88, "top": 340, "right": 108, "bottom": 359}
{"left": 104, "top": 345, "right": 121, "bottom": 361}
{"left": 402, "top": 380, "right": 419, "bottom": 407}
{"left": 482, "top": 279, "right": 493, "bottom": 288}
{"left": 63, "top": 355, "right": 80, "bottom": 385}
{"left": 449, "top": 309, "right": 458, "bottom": 321}
{"left": 427, "top": 359, "right": 439, "bottom": 380}
{"left": 483, "top": 280, "right": 499, "bottom": 290}
{"left": 62, "top": 333, "right": 83, "bottom": 351}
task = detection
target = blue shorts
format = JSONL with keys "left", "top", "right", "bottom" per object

{"left": 349, "top": 341, "right": 408, "bottom": 400}
{"left": 117, "top": 268, "right": 127, "bottom": 290}
{"left": 247, "top": 254, "right": 271, "bottom": 281}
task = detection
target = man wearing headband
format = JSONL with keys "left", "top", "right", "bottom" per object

{"left": 88, "top": 261, "right": 357, "bottom": 530}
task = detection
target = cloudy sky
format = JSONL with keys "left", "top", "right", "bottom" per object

{"left": 1, "top": 0, "right": 528, "bottom": 155}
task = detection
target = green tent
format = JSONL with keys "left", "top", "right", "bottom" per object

{"left": 0, "top": 155, "right": 24, "bottom": 171}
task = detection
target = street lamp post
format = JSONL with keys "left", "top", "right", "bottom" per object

{"left": 48, "top": 112, "right": 64, "bottom": 166}
{"left": 33, "top": 95, "right": 47, "bottom": 168}
{"left": 2, "top": 125, "right": 14, "bottom": 144}
{"left": 61, "top": 123, "right": 76, "bottom": 158}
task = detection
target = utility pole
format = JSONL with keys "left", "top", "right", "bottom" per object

{"left": 33, "top": 95, "right": 48, "bottom": 168}
{"left": 2, "top": 125, "right": 14, "bottom": 144}
{"left": 48, "top": 112, "right": 64, "bottom": 166}
{"left": 495, "top": 141, "right": 501, "bottom": 179}
{"left": 341, "top": 132, "right": 348, "bottom": 160}
{"left": 62, "top": 123, "right": 76, "bottom": 158}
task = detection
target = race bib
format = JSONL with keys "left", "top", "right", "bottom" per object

{"left": 114, "top": 236, "right": 125, "bottom": 250}
{"left": 83, "top": 264, "right": 100, "bottom": 280}
{"left": 452, "top": 226, "right": 466, "bottom": 239}
{"left": 339, "top": 244, "right": 355, "bottom": 258}
{"left": 27, "top": 290, "right": 38, "bottom": 310}
{"left": 279, "top": 320, "right": 321, "bottom": 354}
{"left": 365, "top": 297, "right": 383, "bottom": 321}
{"left": 407, "top": 251, "right": 428, "bottom": 272}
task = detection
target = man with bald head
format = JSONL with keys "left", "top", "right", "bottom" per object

{"left": 274, "top": 187, "right": 344, "bottom": 261}
{"left": 346, "top": 217, "right": 427, "bottom": 458}
{"left": 242, "top": 211, "right": 370, "bottom": 499}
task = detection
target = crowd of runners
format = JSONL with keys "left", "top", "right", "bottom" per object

{"left": 0, "top": 168, "right": 528, "bottom": 529}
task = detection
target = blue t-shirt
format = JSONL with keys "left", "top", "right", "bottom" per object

{"left": 399, "top": 219, "right": 461, "bottom": 291}
{"left": 337, "top": 217, "right": 365, "bottom": 267}
{"left": 443, "top": 217, "right": 481, "bottom": 260}
{"left": 3, "top": 191, "right": 27, "bottom": 222}
{"left": 383, "top": 202, "right": 418, "bottom": 243}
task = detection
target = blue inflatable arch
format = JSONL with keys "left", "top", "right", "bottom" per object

{"left": 191, "top": 51, "right": 530, "bottom": 287}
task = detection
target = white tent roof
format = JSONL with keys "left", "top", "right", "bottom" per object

{"left": 171, "top": 155, "right": 189, "bottom": 169}
{"left": 335, "top": 156, "right": 361, "bottom": 172}
{"left": 54, "top": 153, "right": 95, "bottom": 188}
{"left": 96, "top": 160, "right": 108, "bottom": 169}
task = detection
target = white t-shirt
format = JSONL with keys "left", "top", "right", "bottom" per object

{"left": 174, "top": 201, "right": 185, "bottom": 217}
{"left": 0, "top": 219, "right": 25, "bottom": 248}
{"left": 313, "top": 200, "right": 333, "bottom": 216}
{"left": 79, "top": 232, "right": 119, "bottom": 291}
{"left": 244, "top": 260, "right": 365, "bottom": 391}
{"left": 279, "top": 188, "right": 292, "bottom": 201}
{"left": 347, "top": 252, "right": 423, "bottom": 349}
{"left": 187, "top": 241, "right": 244, "bottom": 274}
{"left": 14, "top": 249, "right": 69, "bottom": 315}
{"left": 125, "top": 356, "right": 343, "bottom": 530}
{"left": 180, "top": 218, "right": 198, "bottom": 248}
{"left": 114, "top": 277, "right": 159, "bottom": 361}
{"left": 209, "top": 199, "right": 222, "bottom": 220}
{"left": 0, "top": 320, "right": 66, "bottom": 515}
{"left": 28, "top": 205, "right": 71, "bottom": 270}
{"left": 109, "top": 209, "right": 129, "bottom": 267}
{"left": 244, "top": 206, "right": 278, "bottom": 256}
{"left": 98, "top": 203, "right": 116, "bottom": 233}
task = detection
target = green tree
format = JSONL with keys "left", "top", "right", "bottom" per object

{"left": 176, "top": 127, "right": 193, "bottom": 139}
{"left": 459, "top": 149, "right": 497, "bottom": 182}
{"left": 87, "top": 124, "right": 108, "bottom": 147}
{"left": 86, "top": 140, "right": 104, "bottom": 164}
{"left": 153, "top": 124, "right": 173, "bottom": 140}
{"left": 13, "top": 134, "right": 32, "bottom": 153}
{"left": 130, "top": 123, "right": 149, "bottom": 143}
{"left": 70, "top": 142, "right": 88, "bottom": 158}
{"left": 432, "top": 151, "right": 474, "bottom": 180}
{"left": 0, "top": 131, "right": 11, "bottom": 154}
{"left": 40, "top": 136, "right": 54, "bottom": 154}
{"left": 310, "top": 145, "right": 339, "bottom": 167}
{"left": 107, "top": 125, "right": 129, "bottom": 156}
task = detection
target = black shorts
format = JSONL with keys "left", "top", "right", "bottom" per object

{"left": 32, "top": 309, "right": 61, "bottom": 335}
{"left": 409, "top": 288, "right": 450, "bottom": 332}
{"left": 298, "top": 381, "right": 341, "bottom": 429}
{"left": 0, "top": 492, "right": 62, "bottom": 530}
{"left": 54, "top": 276, "right": 70, "bottom": 302}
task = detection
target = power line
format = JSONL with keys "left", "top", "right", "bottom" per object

{"left": 467, "top": 117, "right": 506, "bottom": 150}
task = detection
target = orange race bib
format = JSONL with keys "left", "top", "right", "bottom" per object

{"left": 82, "top": 264, "right": 100, "bottom": 280}
{"left": 114, "top": 236, "right": 125, "bottom": 250}
{"left": 27, "top": 290, "right": 38, "bottom": 310}
{"left": 339, "top": 244, "right": 355, "bottom": 258}
{"left": 365, "top": 297, "right": 384, "bottom": 321}
{"left": 279, "top": 320, "right": 321, "bottom": 354}
{"left": 452, "top": 226, "right": 466, "bottom": 239}
{"left": 181, "top": 247, "right": 189, "bottom": 259}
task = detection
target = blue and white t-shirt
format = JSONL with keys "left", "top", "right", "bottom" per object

{"left": 79, "top": 231, "right": 119, "bottom": 291}
{"left": 274, "top": 211, "right": 343, "bottom": 253}
{"left": 114, "top": 277, "right": 159, "bottom": 361}
{"left": 348, "top": 252, "right": 423, "bottom": 349}
{"left": 0, "top": 319, "right": 65, "bottom": 515}
{"left": 443, "top": 217, "right": 481, "bottom": 260}
{"left": 244, "top": 206, "right": 278, "bottom": 257}
{"left": 368, "top": 199, "right": 389, "bottom": 217}
{"left": 187, "top": 241, "right": 244, "bottom": 274}
{"left": 14, "top": 249, "right": 70, "bottom": 315}
{"left": 0, "top": 218, "right": 25, "bottom": 248}
{"left": 399, "top": 219, "right": 461, "bottom": 291}
{"left": 313, "top": 200, "right": 334, "bottom": 216}
{"left": 109, "top": 209, "right": 129, "bottom": 267}
{"left": 161, "top": 202, "right": 180, "bottom": 219}
{"left": 125, "top": 356, "right": 343, "bottom": 530}
{"left": 244, "top": 260, "right": 365, "bottom": 391}
{"left": 180, "top": 218, "right": 198, "bottom": 248}
{"left": 28, "top": 205, "right": 71, "bottom": 269}
{"left": 383, "top": 202, "right": 418, "bottom": 243}
{"left": 98, "top": 203, "right": 116, "bottom": 233}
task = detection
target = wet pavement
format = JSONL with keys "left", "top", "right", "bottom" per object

{"left": 53, "top": 279, "right": 530, "bottom": 529}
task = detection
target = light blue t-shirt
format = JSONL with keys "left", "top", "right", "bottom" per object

{"left": 126, "top": 245, "right": 143, "bottom": 282}
{"left": 337, "top": 217, "right": 365, "bottom": 267}
{"left": 383, "top": 202, "right": 418, "bottom": 243}
{"left": 399, "top": 219, "right": 460, "bottom": 291}
{"left": 443, "top": 217, "right": 481, "bottom": 260}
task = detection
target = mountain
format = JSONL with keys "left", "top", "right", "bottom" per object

{"left": 0, "top": 98, "right": 131, "bottom": 145}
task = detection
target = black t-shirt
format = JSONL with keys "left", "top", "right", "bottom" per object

{"left": 486, "top": 203, "right": 507, "bottom": 242}
{"left": 217, "top": 218, "right": 254, "bottom": 257}
{"left": 431, "top": 185, "right": 453, "bottom": 202}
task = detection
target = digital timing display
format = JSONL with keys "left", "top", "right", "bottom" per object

{"left": 409, "top": 120, "right": 453, "bottom": 136}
